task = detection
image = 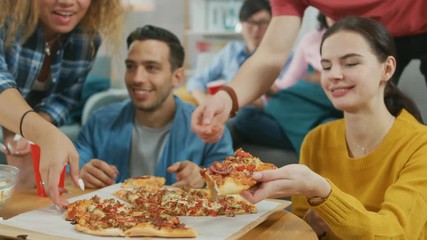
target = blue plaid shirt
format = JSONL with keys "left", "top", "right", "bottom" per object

{"left": 0, "top": 24, "right": 101, "bottom": 126}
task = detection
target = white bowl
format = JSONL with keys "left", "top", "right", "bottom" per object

{"left": 0, "top": 164, "right": 19, "bottom": 209}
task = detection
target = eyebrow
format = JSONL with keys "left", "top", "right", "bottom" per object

{"left": 125, "top": 59, "right": 160, "bottom": 65}
{"left": 321, "top": 53, "right": 362, "bottom": 63}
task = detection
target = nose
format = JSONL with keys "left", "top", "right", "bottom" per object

{"left": 327, "top": 65, "right": 344, "bottom": 82}
{"left": 131, "top": 67, "right": 148, "bottom": 83}
{"left": 58, "top": 0, "right": 74, "bottom": 6}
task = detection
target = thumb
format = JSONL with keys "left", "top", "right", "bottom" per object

{"left": 167, "top": 162, "right": 181, "bottom": 173}
{"left": 252, "top": 169, "right": 280, "bottom": 182}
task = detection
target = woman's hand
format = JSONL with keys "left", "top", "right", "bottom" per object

{"left": 37, "top": 128, "right": 82, "bottom": 208}
{"left": 191, "top": 91, "right": 232, "bottom": 143}
{"left": 241, "top": 164, "right": 331, "bottom": 204}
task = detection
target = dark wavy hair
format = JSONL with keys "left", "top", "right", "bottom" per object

{"left": 320, "top": 16, "right": 422, "bottom": 123}
{"left": 316, "top": 13, "right": 329, "bottom": 30}
{"left": 126, "top": 25, "right": 185, "bottom": 71}
{"left": 239, "top": 0, "right": 271, "bottom": 22}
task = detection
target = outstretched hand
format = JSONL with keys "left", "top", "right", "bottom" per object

{"left": 241, "top": 164, "right": 331, "bottom": 204}
{"left": 191, "top": 91, "right": 232, "bottom": 143}
{"left": 38, "top": 129, "right": 82, "bottom": 208}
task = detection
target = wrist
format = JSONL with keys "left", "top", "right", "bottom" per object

{"left": 219, "top": 86, "right": 238, "bottom": 117}
{"left": 306, "top": 178, "right": 331, "bottom": 207}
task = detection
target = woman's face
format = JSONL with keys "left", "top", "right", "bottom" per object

{"left": 320, "top": 31, "right": 391, "bottom": 113}
{"left": 241, "top": 10, "right": 271, "bottom": 51}
{"left": 39, "top": 0, "right": 91, "bottom": 39}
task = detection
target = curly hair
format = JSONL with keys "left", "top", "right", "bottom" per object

{"left": 0, "top": 0, "right": 125, "bottom": 51}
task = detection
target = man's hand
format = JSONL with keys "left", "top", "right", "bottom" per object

{"left": 167, "top": 161, "right": 204, "bottom": 188}
{"left": 80, "top": 159, "right": 119, "bottom": 189}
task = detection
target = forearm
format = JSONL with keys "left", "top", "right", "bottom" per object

{"left": 228, "top": 16, "right": 301, "bottom": 107}
{"left": 0, "top": 88, "right": 57, "bottom": 144}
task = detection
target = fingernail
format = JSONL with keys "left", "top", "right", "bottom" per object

{"left": 55, "top": 205, "right": 64, "bottom": 212}
{"left": 252, "top": 172, "right": 261, "bottom": 179}
{"left": 203, "top": 117, "right": 211, "bottom": 125}
{"left": 78, "top": 178, "right": 85, "bottom": 191}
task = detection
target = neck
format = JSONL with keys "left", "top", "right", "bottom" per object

{"left": 345, "top": 111, "right": 396, "bottom": 157}
{"left": 134, "top": 96, "right": 176, "bottom": 128}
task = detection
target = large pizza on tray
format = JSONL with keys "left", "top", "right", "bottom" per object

{"left": 65, "top": 149, "right": 276, "bottom": 238}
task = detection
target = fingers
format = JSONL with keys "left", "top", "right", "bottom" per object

{"left": 80, "top": 160, "right": 117, "bottom": 188}
{"left": 240, "top": 184, "right": 270, "bottom": 204}
{"left": 43, "top": 163, "right": 66, "bottom": 208}
{"left": 170, "top": 161, "right": 204, "bottom": 188}
{"left": 191, "top": 100, "right": 227, "bottom": 143}
{"left": 252, "top": 168, "right": 285, "bottom": 182}
{"left": 68, "top": 150, "right": 83, "bottom": 191}
{"left": 167, "top": 162, "right": 181, "bottom": 173}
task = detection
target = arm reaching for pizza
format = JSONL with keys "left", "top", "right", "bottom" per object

{"left": 191, "top": 16, "right": 301, "bottom": 142}
{"left": 167, "top": 160, "right": 205, "bottom": 188}
{"left": 80, "top": 159, "right": 119, "bottom": 188}
{"left": 240, "top": 164, "right": 331, "bottom": 203}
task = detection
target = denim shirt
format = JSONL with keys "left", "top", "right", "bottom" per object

{"left": 0, "top": 24, "right": 101, "bottom": 126}
{"left": 186, "top": 41, "right": 252, "bottom": 92}
{"left": 75, "top": 96, "right": 234, "bottom": 185}
{"left": 186, "top": 40, "right": 290, "bottom": 93}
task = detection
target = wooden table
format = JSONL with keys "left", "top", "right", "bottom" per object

{"left": 0, "top": 179, "right": 317, "bottom": 240}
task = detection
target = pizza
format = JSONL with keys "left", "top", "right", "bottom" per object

{"left": 121, "top": 175, "right": 165, "bottom": 189}
{"left": 66, "top": 195, "right": 196, "bottom": 238}
{"left": 200, "top": 148, "right": 277, "bottom": 198}
{"left": 114, "top": 186, "right": 257, "bottom": 217}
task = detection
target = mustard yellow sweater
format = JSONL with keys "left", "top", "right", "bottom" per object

{"left": 292, "top": 110, "right": 427, "bottom": 239}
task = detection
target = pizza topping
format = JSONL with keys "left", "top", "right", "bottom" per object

{"left": 201, "top": 148, "right": 277, "bottom": 197}
{"left": 209, "top": 161, "right": 233, "bottom": 175}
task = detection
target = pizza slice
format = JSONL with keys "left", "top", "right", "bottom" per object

{"left": 200, "top": 148, "right": 277, "bottom": 198}
{"left": 121, "top": 175, "right": 166, "bottom": 189}
{"left": 65, "top": 195, "right": 196, "bottom": 238}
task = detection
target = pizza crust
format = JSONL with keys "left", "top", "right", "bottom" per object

{"left": 74, "top": 225, "right": 123, "bottom": 236}
{"left": 121, "top": 176, "right": 166, "bottom": 188}
{"left": 204, "top": 172, "right": 250, "bottom": 199}
{"left": 125, "top": 222, "right": 197, "bottom": 238}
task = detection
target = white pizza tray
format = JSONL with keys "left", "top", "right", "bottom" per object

{"left": 0, "top": 183, "right": 290, "bottom": 240}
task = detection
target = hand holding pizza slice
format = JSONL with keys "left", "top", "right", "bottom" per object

{"left": 200, "top": 148, "right": 277, "bottom": 198}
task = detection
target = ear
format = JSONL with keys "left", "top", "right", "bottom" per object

{"left": 382, "top": 56, "right": 396, "bottom": 82}
{"left": 171, "top": 67, "right": 184, "bottom": 88}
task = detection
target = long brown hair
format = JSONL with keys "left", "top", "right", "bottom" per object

{"left": 320, "top": 16, "right": 423, "bottom": 123}
{"left": 0, "top": 0, "right": 125, "bottom": 51}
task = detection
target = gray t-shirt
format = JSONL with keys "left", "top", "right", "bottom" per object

{"left": 129, "top": 120, "right": 171, "bottom": 177}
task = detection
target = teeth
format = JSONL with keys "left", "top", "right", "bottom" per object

{"left": 55, "top": 11, "right": 73, "bottom": 16}
{"left": 135, "top": 90, "right": 149, "bottom": 94}
{"left": 332, "top": 87, "right": 350, "bottom": 93}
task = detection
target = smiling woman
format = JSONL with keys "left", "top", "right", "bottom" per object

{"left": 0, "top": 0, "right": 124, "bottom": 208}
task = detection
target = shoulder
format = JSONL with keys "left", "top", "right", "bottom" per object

{"left": 86, "top": 100, "right": 130, "bottom": 124}
{"left": 305, "top": 119, "right": 344, "bottom": 142}
{"left": 394, "top": 110, "right": 427, "bottom": 140}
